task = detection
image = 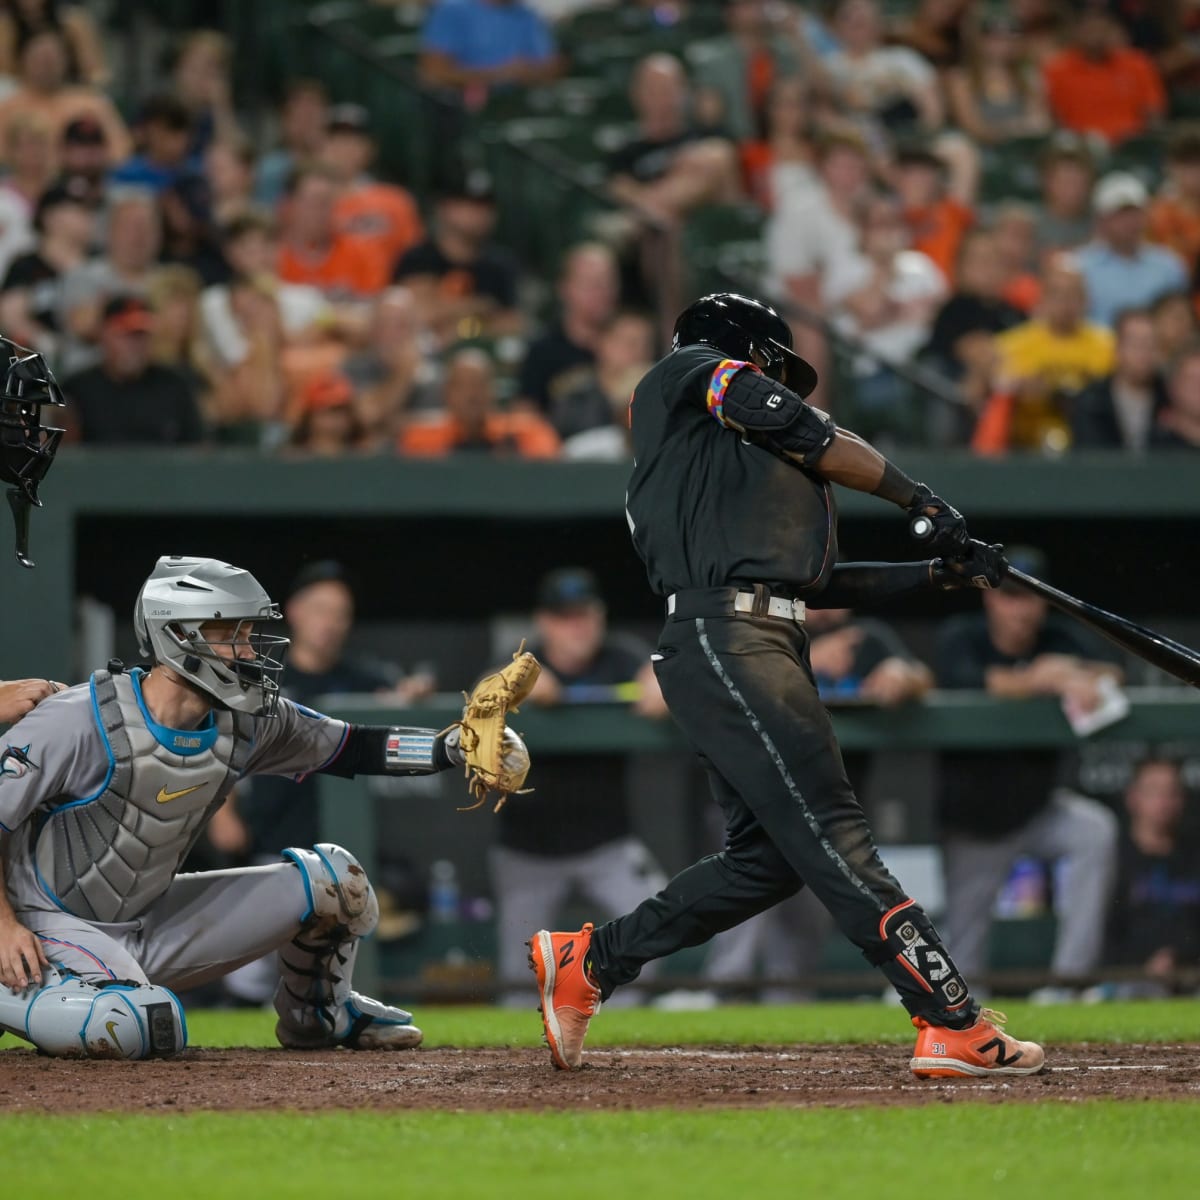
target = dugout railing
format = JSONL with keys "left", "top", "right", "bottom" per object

{"left": 318, "top": 693, "right": 1200, "bottom": 1000}
{"left": 7, "top": 449, "right": 1200, "bottom": 685}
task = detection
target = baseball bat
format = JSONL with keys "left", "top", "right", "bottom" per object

{"left": 1004, "top": 566, "right": 1200, "bottom": 688}
{"left": 909, "top": 515, "right": 1200, "bottom": 688}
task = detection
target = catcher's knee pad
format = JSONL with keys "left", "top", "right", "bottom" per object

{"left": 284, "top": 843, "right": 379, "bottom": 939}
{"left": 24, "top": 971, "right": 186, "bottom": 1059}
{"left": 864, "top": 899, "right": 971, "bottom": 1014}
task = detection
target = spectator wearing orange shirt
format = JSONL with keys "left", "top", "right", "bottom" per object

{"left": 320, "top": 104, "right": 424, "bottom": 291}
{"left": 399, "top": 347, "right": 559, "bottom": 458}
{"left": 1043, "top": 1, "right": 1164, "bottom": 146}
{"left": 1148, "top": 129, "right": 1200, "bottom": 275}
{"left": 277, "top": 165, "right": 379, "bottom": 305}
{"left": 891, "top": 145, "right": 974, "bottom": 285}
{"left": 290, "top": 369, "right": 363, "bottom": 456}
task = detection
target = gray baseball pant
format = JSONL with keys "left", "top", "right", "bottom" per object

{"left": 940, "top": 789, "right": 1119, "bottom": 980}
{"left": 20, "top": 862, "right": 307, "bottom": 989}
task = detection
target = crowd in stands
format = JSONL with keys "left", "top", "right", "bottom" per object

{"left": 6, "top": 0, "right": 1200, "bottom": 456}
{"left": 1, "top": 1, "right": 1197, "bottom": 997}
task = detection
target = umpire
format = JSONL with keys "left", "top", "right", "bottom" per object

{"left": 530, "top": 293, "right": 1044, "bottom": 1079}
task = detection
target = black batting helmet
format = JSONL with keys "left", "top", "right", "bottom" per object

{"left": 672, "top": 292, "right": 818, "bottom": 398}
{"left": 0, "top": 338, "right": 65, "bottom": 568}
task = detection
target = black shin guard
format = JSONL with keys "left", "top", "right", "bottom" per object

{"left": 863, "top": 900, "right": 978, "bottom": 1028}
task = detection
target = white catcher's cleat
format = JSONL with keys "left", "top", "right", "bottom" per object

{"left": 276, "top": 992, "right": 423, "bottom": 1051}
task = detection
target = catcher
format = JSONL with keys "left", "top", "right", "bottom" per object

{"left": 0, "top": 555, "right": 534, "bottom": 1059}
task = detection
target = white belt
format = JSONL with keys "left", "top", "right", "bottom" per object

{"left": 666, "top": 592, "right": 806, "bottom": 623}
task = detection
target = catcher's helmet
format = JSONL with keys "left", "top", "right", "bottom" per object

{"left": 0, "top": 337, "right": 65, "bottom": 568}
{"left": 134, "top": 556, "right": 289, "bottom": 717}
{"left": 672, "top": 293, "right": 818, "bottom": 398}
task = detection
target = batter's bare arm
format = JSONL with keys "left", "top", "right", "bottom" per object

{"left": 705, "top": 361, "right": 976, "bottom": 557}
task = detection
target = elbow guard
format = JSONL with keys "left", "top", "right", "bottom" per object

{"left": 707, "top": 360, "right": 835, "bottom": 464}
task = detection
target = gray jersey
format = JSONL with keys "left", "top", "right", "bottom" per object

{"left": 1, "top": 668, "right": 349, "bottom": 921}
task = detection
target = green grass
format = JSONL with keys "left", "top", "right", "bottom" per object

{"left": 8, "top": 1105, "right": 1198, "bottom": 1199}
{"left": 184, "top": 997, "right": 1200, "bottom": 1050}
{"left": 9, "top": 1003, "right": 1198, "bottom": 1198}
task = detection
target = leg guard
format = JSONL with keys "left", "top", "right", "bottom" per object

{"left": 274, "top": 843, "right": 422, "bottom": 1051}
{"left": 7, "top": 967, "right": 186, "bottom": 1059}
{"left": 864, "top": 900, "right": 978, "bottom": 1027}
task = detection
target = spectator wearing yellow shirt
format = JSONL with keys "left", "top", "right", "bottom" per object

{"left": 976, "top": 257, "right": 1114, "bottom": 453}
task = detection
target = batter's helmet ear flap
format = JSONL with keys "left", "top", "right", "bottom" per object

{"left": 777, "top": 344, "right": 819, "bottom": 399}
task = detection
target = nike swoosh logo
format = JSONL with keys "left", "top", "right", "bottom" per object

{"left": 156, "top": 783, "right": 205, "bottom": 804}
{"left": 105, "top": 1021, "right": 124, "bottom": 1054}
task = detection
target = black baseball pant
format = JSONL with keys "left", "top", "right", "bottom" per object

{"left": 587, "top": 604, "right": 977, "bottom": 1027}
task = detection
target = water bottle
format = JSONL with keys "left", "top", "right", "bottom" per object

{"left": 429, "top": 859, "right": 460, "bottom": 924}
{"left": 994, "top": 857, "right": 1046, "bottom": 918}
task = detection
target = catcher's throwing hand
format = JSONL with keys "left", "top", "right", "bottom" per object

{"left": 442, "top": 646, "right": 540, "bottom": 811}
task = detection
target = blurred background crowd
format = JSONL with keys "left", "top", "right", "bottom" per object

{"left": 10, "top": 0, "right": 1200, "bottom": 455}
{"left": 3, "top": 0, "right": 1200, "bottom": 1005}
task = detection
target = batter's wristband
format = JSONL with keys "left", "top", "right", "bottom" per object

{"left": 872, "top": 461, "right": 919, "bottom": 508}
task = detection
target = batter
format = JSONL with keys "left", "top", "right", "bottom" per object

{"left": 530, "top": 293, "right": 1045, "bottom": 1079}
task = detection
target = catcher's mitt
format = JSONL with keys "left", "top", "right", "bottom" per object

{"left": 451, "top": 643, "right": 540, "bottom": 811}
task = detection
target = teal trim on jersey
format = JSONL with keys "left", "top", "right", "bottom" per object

{"left": 129, "top": 668, "right": 218, "bottom": 756}
{"left": 45, "top": 676, "right": 116, "bottom": 816}
{"left": 33, "top": 858, "right": 71, "bottom": 913}
{"left": 32, "top": 675, "right": 122, "bottom": 912}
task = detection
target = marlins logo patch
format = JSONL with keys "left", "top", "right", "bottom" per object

{"left": 0, "top": 744, "right": 36, "bottom": 779}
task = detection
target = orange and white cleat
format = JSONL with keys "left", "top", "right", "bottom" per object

{"left": 910, "top": 1008, "right": 1046, "bottom": 1078}
{"left": 527, "top": 923, "right": 601, "bottom": 1070}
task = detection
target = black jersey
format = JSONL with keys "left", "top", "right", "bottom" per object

{"left": 625, "top": 344, "right": 837, "bottom": 597}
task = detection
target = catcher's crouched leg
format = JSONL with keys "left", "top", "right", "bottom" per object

{"left": 1, "top": 967, "right": 186, "bottom": 1059}
{"left": 274, "top": 843, "right": 423, "bottom": 1051}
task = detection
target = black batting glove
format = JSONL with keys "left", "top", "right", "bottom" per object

{"left": 931, "top": 541, "right": 1008, "bottom": 590}
{"left": 907, "top": 483, "right": 970, "bottom": 555}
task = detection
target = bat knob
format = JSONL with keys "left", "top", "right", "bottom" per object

{"left": 910, "top": 515, "right": 934, "bottom": 541}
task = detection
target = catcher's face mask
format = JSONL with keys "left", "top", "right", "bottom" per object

{"left": 0, "top": 340, "right": 65, "bottom": 569}
{"left": 175, "top": 616, "right": 290, "bottom": 719}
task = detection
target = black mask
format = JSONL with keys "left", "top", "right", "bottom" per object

{"left": 0, "top": 340, "right": 65, "bottom": 568}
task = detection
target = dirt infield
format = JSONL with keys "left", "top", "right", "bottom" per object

{"left": 2, "top": 1043, "right": 1199, "bottom": 1112}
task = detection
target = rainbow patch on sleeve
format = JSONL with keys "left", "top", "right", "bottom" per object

{"left": 706, "top": 359, "right": 750, "bottom": 426}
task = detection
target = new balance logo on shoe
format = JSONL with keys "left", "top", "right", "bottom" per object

{"left": 558, "top": 940, "right": 575, "bottom": 970}
{"left": 977, "top": 1037, "right": 1024, "bottom": 1067}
